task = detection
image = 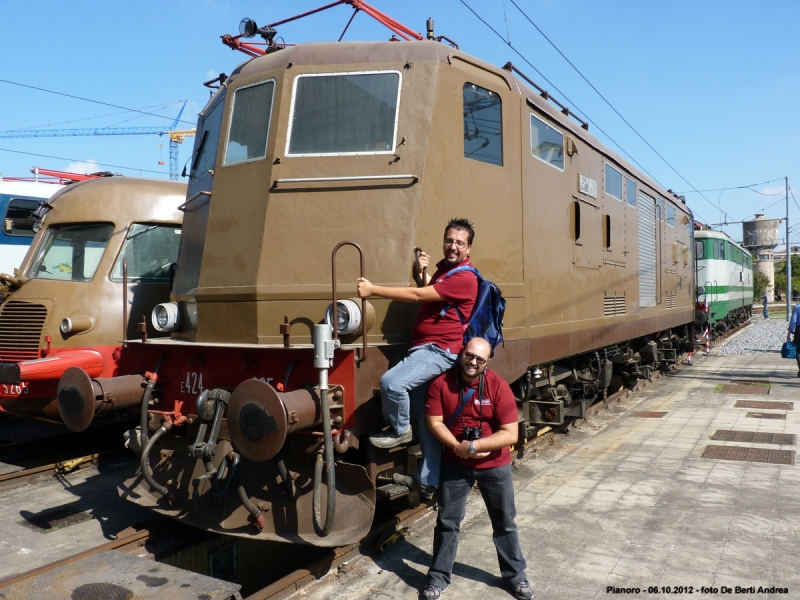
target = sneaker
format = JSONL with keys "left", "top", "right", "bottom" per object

{"left": 420, "top": 583, "right": 447, "bottom": 599}
{"left": 369, "top": 428, "right": 413, "bottom": 448}
{"left": 510, "top": 580, "right": 534, "bottom": 600}
{"left": 393, "top": 472, "right": 435, "bottom": 500}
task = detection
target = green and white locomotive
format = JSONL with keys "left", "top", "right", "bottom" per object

{"left": 694, "top": 228, "right": 754, "bottom": 338}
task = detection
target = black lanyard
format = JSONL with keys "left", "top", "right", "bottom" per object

{"left": 445, "top": 371, "right": 484, "bottom": 430}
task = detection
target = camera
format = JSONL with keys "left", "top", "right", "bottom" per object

{"left": 462, "top": 426, "right": 482, "bottom": 441}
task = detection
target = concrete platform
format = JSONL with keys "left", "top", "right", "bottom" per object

{"left": 294, "top": 352, "right": 799, "bottom": 600}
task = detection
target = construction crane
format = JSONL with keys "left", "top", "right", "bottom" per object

{"left": 0, "top": 103, "right": 195, "bottom": 180}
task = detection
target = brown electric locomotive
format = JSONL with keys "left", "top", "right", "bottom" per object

{"left": 50, "top": 10, "right": 694, "bottom": 547}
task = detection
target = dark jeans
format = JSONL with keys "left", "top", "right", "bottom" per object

{"left": 427, "top": 461, "right": 527, "bottom": 589}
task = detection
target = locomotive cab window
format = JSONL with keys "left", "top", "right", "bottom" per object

{"left": 530, "top": 114, "right": 563, "bottom": 170}
{"left": 463, "top": 83, "right": 503, "bottom": 166}
{"left": 666, "top": 205, "right": 675, "bottom": 227}
{"left": 224, "top": 80, "right": 275, "bottom": 165}
{"left": 2, "top": 198, "right": 40, "bottom": 237}
{"left": 625, "top": 177, "right": 636, "bottom": 207}
{"left": 27, "top": 223, "right": 113, "bottom": 282}
{"left": 192, "top": 94, "right": 226, "bottom": 179}
{"left": 111, "top": 224, "right": 183, "bottom": 282}
{"left": 287, "top": 71, "right": 401, "bottom": 156}
{"left": 604, "top": 164, "right": 623, "bottom": 200}
{"left": 656, "top": 198, "right": 665, "bottom": 220}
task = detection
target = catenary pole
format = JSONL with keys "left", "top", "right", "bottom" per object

{"left": 787, "top": 176, "right": 791, "bottom": 319}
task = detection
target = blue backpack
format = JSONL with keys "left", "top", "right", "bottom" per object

{"left": 439, "top": 266, "right": 506, "bottom": 354}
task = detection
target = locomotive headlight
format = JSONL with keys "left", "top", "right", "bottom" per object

{"left": 324, "top": 299, "right": 375, "bottom": 337}
{"left": 152, "top": 302, "right": 180, "bottom": 332}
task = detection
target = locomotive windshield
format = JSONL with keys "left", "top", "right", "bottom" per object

{"left": 286, "top": 71, "right": 401, "bottom": 155}
{"left": 28, "top": 223, "right": 113, "bottom": 281}
{"left": 110, "top": 223, "right": 182, "bottom": 282}
{"left": 224, "top": 80, "right": 275, "bottom": 165}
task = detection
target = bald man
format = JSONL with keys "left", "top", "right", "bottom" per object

{"left": 419, "top": 337, "right": 533, "bottom": 600}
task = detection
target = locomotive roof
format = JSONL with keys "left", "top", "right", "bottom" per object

{"left": 45, "top": 177, "right": 186, "bottom": 227}
{"left": 695, "top": 228, "right": 751, "bottom": 253}
{"left": 224, "top": 40, "right": 690, "bottom": 219}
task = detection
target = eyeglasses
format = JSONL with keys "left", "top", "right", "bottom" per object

{"left": 443, "top": 238, "right": 468, "bottom": 249}
{"left": 463, "top": 351, "right": 488, "bottom": 366}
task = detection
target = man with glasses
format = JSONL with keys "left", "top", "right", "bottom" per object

{"left": 419, "top": 337, "right": 532, "bottom": 600}
{"left": 357, "top": 218, "right": 478, "bottom": 499}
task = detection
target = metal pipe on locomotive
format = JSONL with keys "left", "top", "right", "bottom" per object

{"left": 51, "top": 7, "right": 696, "bottom": 546}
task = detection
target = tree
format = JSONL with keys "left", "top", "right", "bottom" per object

{"left": 773, "top": 256, "right": 800, "bottom": 299}
{"left": 753, "top": 270, "right": 770, "bottom": 300}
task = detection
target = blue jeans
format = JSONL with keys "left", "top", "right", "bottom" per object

{"left": 428, "top": 461, "right": 528, "bottom": 589}
{"left": 380, "top": 343, "right": 456, "bottom": 487}
{"left": 764, "top": 305, "right": 769, "bottom": 318}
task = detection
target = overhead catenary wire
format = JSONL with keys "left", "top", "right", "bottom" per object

{"left": 462, "top": 0, "right": 727, "bottom": 218}
{"left": 11, "top": 102, "right": 186, "bottom": 131}
{"left": 0, "top": 79, "right": 195, "bottom": 127}
{"left": 0, "top": 147, "right": 165, "bottom": 176}
{"left": 457, "top": 1, "right": 715, "bottom": 226}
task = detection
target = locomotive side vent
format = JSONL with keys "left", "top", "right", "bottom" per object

{"left": 603, "top": 295, "right": 626, "bottom": 316}
{"left": 666, "top": 293, "right": 677, "bottom": 309}
{"left": 0, "top": 300, "right": 48, "bottom": 362}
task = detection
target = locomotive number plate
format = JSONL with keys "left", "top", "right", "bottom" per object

{"left": 579, "top": 173, "right": 597, "bottom": 198}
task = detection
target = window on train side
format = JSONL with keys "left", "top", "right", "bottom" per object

{"left": 110, "top": 224, "right": 183, "bottom": 282}
{"left": 287, "top": 72, "right": 401, "bottom": 155}
{"left": 604, "top": 164, "right": 623, "bottom": 200}
{"left": 625, "top": 178, "right": 636, "bottom": 207}
{"left": 666, "top": 205, "right": 675, "bottom": 227}
{"left": 225, "top": 80, "right": 275, "bottom": 164}
{"left": 464, "top": 83, "right": 503, "bottom": 166}
{"left": 2, "top": 198, "right": 39, "bottom": 237}
{"left": 529, "top": 114, "right": 563, "bottom": 170}
{"left": 27, "top": 223, "right": 113, "bottom": 282}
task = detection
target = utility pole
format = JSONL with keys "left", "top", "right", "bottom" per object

{"left": 787, "top": 176, "right": 791, "bottom": 319}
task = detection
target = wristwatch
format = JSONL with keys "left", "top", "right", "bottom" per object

{"left": 469, "top": 441, "right": 477, "bottom": 455}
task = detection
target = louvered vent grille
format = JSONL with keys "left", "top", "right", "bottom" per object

{"left": 0, "top": 301, "right": 47, "bottom": 362}
{"left": 604, "top": 296, "right": 626, "bottom": 316}
{"left": 666, "top": 294, "right": 677, "bottom": 309}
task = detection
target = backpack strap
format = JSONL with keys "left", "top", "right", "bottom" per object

{"left": 437, "top": 265, "right": 481, "bottom": 318}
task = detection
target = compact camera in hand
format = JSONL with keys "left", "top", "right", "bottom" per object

{"left": 462, "top": 426, "right": 482, "bottom": 441}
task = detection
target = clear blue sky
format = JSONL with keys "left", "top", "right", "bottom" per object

{"left": 2, "top": 1, "right": 798, "bottom": 246}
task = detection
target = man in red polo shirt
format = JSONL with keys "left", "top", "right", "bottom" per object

{"left": 357, "top": 218, "right": 478, "bottom": 498}
{"left": 420, "top": 337, "right": 533, "bottom": 600}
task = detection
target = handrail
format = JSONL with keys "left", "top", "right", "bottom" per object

{"left": 272, "top": 174, "right": 418, "bottom": 188}
{"left": 331, "top": 241, "right": 367, "bottom": 364}
{"left": 177, "top": 190, "right": 211, "bottom": 212}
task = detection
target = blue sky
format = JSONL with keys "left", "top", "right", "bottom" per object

{"left": 2, "top": 1, "right": 798, "bottom": 246}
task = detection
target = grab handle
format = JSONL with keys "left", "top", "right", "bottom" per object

{"left": 331, "top": 241, "right": 367, "bottom": 364}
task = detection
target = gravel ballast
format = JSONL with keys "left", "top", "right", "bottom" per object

{"left": 710, "top": 317, "right": 789, "bottom": 355}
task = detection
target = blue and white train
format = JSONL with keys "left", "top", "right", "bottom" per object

{"left": 0, "top": 177, "right": 65, "bottom": 277}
